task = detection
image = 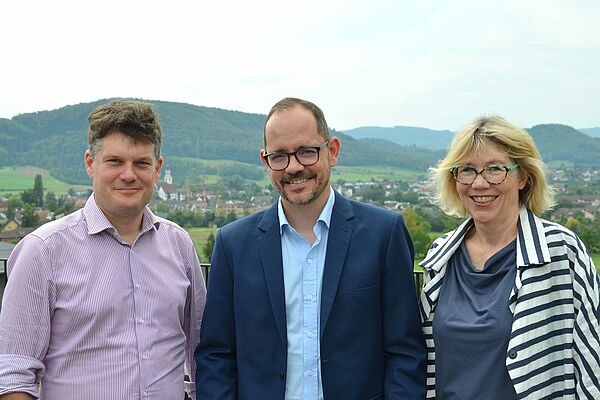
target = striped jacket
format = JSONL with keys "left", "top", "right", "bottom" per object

{"left": 419, "top": 207, "right": 600, "bottom": 399}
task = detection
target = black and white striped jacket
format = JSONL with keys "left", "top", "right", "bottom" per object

{"left": 419, "top": 207, "right": 600, "bottom": 399}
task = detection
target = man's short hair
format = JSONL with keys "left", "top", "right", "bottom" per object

{"left": 263, "top": 97, "right": 330, "bottom": 146}
{"left": 88, "top": 100, "right": 163, "bottom": 160}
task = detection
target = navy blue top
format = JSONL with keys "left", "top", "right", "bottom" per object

{"left": 433, "top": 239, "right": 518, "bottom": 400}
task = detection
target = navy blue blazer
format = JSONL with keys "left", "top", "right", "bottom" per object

{"left": 195, "top": 192, "right": 426, "bottom": 399}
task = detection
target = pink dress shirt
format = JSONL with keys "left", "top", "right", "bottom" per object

{"left": 0, "top": 195, "right": 206, "bottom": 399}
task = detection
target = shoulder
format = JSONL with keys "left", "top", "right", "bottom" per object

{"left": 344, "top": 197, "right": 402, "bottom": 224}
{"left": 219, "top": 208, "right": 270, "bottom": 237}
{"left": 26, "top": 208, "right": 86, "bottom": 242}
{"left": 155, "top": 215, "right": 192, "bottom": 239}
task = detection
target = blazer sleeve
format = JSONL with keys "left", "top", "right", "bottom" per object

{"left": 383, "top": 214, "right": 427, "bottom": 399}
{"left": 194, "top": 229, "right": 238, "bottom": 400}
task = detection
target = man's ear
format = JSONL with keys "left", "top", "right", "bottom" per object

{"left": 327, "top": 136, "right": 341, "bottom": 167}
{"left": 154, "top": 156, "right": 164, "bottom": 183}
{"left": 259, "top": 149, "right": 269, "bottom": 169}
{"left": 85, "top": 150, "right": 94, "bottom": 178}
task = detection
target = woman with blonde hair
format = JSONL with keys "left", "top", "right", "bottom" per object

{"left": 419, "top": 115, "right": 600, "bottom": 399}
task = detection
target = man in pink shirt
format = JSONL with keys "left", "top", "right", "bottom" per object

{"left": 0, "top": 100, "right": 206, "bottom": 399}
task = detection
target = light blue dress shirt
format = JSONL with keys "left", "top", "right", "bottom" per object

{"left": 278, "top": 189, "right": 335, "bottom": 400}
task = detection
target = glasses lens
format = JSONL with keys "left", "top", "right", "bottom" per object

{"left": 455, "top": 166, "right": 476, "bottom": 184}
{"left": 268, "top": 153, "right": 288, "bottom": 170}
{"left": 296, "top": 148, "right": 319, "bottom": 165}
{"left": 482, "top": 165, "right": 506, "bottom": 184}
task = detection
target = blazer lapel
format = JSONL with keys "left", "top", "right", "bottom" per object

{"left": 320, "top": 192, "right": 354, "bottom": 338}
{"left": 257, "top": 204, "right": 287, "bottom": 347}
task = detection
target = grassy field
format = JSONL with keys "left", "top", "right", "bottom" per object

{"left": 333, "top": 165, "right": 424, "bottom": 182}
{"left": 0, "top": 166, "right": 90, "bottom": 196}
{"left": 186, "top": 227, "right": 216, "bottom": 262}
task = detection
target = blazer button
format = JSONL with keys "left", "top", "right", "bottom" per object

{"left": 508, "top": 350, "right": 517, "bottom": 359}
{"left": 278, "top": 370, "right": 285, "bottom": 380}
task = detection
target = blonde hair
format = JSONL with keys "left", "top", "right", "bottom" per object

{"left": 429, "top": 115, "right": 556, "bottom": 217}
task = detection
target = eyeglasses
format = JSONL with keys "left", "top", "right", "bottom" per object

{"left": 450, "top": 163, "right": 519, "bottom": 185}
{"left": 263, "top": 140, "right": 329, "bottom": 171}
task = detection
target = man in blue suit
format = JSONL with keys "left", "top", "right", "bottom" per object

{"left": 195, "top": 97, "right": 426, "bottom": 399}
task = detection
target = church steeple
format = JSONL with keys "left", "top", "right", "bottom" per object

{"left": 164, "top": 166, "right": 173, "bottom": 184}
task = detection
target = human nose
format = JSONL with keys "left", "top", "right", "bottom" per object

{"left": 119, "top": 163, "right": 137, "bottom": 181}
{"left": 470, "top": 172, "right": 490, "bottom": 188}
{"left": 285, "top": 153, "right": 305, "bottom": 174}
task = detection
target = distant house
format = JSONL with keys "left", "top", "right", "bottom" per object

{"left": 1, "top": 220, "right": 19, "bottom": 233}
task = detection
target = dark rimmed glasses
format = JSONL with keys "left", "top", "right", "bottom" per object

{"left": 451, "top": 163, "right": 519, "bottom": 185}
{"left": 263, "top": 140, "right": 329, "bottom": 171}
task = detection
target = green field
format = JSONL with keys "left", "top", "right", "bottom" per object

{"left": 186, "top": 227, "right": 217, "bottom": 262}
{"left": 333, "top": 165, "right": 424, "bottom": 182}
{"left": 0, "top": 167, "right": 90, "bottom": 196}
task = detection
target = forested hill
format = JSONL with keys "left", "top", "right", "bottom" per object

{"left": 1, "top": 99, "right": 599, "bottom": 185}
{"left": 0, "top": 99, "right": 445, "bottom": 184}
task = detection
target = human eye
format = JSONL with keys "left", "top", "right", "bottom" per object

{"left": 135, "top": 160, "right": 153, "bottom": 168}
{"left": 297, "top": 147, "right": 318, "bottom": 157}
{"left": 268, "top": 153, "right": 288, "bottom": 163}
{"left": 106, "top": 159, "right": 122, "bottom": 166}
{"left": 457, "top": 166, "right": 476, "bottom": 175}
{"left": 485, "top": 165, "right": 505, "bottom": 175}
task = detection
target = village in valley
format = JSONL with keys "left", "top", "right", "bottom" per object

{"left": 3, "top": 164, "right": 600, "bottom": 262}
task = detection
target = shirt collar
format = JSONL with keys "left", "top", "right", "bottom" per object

{"left": 277, "top": 187, "right": 336, "bottom": 235}
{"left": 83, "top": 194, "right": 160, "bottom": 236}
{"left": 419, "top": 205, "right": 551, "bottom": 272}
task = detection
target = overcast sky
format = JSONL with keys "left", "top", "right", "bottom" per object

{"left": 1, "top": 0, "right": 598, "bottom": 131}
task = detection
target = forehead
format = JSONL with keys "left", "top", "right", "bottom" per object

{"left": 97, "top": 132, "right": 156, "bottom": 158}
{"left": 458, "top": 140, "right": 510, "bottom": 164}
{"left": 265, "top": 106, "right": 320, "bottom": 148}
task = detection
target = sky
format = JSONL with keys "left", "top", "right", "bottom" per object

{"left": 1, "top": 0, "right": 599, "bottom": 131}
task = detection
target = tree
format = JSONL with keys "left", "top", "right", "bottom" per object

{"left": 21, "top": 189, "right": 37, "bottom": 205}
{"left": 21, "top": 204, "right": 40, "bottom": 227}
{"left": 6, "top": 196, "right": 22, "bottom": 220}
{"left": 33, "top": 174, "right": 44, "bottom": 207}
{"left": 403, "top": 207, "right": 432, "bottom": 259}
{"left": 203, "top": 231, "right": 216, "bottom": 262}
{"left": 45, "top": 191, "right": 58, "bottom": 212}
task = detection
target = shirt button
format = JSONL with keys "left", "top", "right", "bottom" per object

{"left": 307, "top": 259, "right": 313, "bottom": 264}
{"left": 308, "top": 332, "right": 314, "bottom": 338}
{"left": 135, "top": 283, "right": 141, "bottom": 289}
{"left": 307, "top": 295, "right": 313, "bottom": 300}
{"left": 141, "top": 353, "right": 148, "bottom": 359}
{"left": 508, "top": 350, "right": 517, "bottom": 359}
{"left": 308, "top": 371, "right": 314, "bottom": 376}
{"left": 142, "top": 390, "right": 148, "bottom": 397}
{"left": 278, "top": 370, "right": 285, "bottom": 380}
{"left": 137, "top": 318, "right": 145, "bottom": 324}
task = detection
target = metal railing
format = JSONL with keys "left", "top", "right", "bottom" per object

{"left": 0, "top": 262, "right": 424, "bottom": 309}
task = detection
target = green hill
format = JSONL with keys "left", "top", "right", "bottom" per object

{"left": 1, "top": 100, "right": 599, "bottom": 186}
{"left": 527, "top": 124, "right": 600, "bottom": 165}
{"left": 0, "top": 99, "right": 444, "bottom": 184}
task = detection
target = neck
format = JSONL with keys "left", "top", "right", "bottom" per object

{"left": 466, "top": 209, "right": 520, "bottom": 270}
{"left": 104, "top": 212, "right": 143, "bottom": 246}
{"left": 471, "top": 211, "right": 519, "bottom": 247}
{"left": 282, "top": 187, "right": 330, "bottom": 243}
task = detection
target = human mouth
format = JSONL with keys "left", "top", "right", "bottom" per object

{"left": 471, "top": 196, "right": 497, "bottom": 204}
{"left": 287, "top": 177, "right": 309, "bottom": 185}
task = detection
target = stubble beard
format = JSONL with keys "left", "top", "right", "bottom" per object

{"left": 276, "top": 168, "right": 331, "bottom": 206}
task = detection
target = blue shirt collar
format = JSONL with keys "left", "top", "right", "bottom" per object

{"left": 277, "top": 187, "right": 336, "bottom": 235}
